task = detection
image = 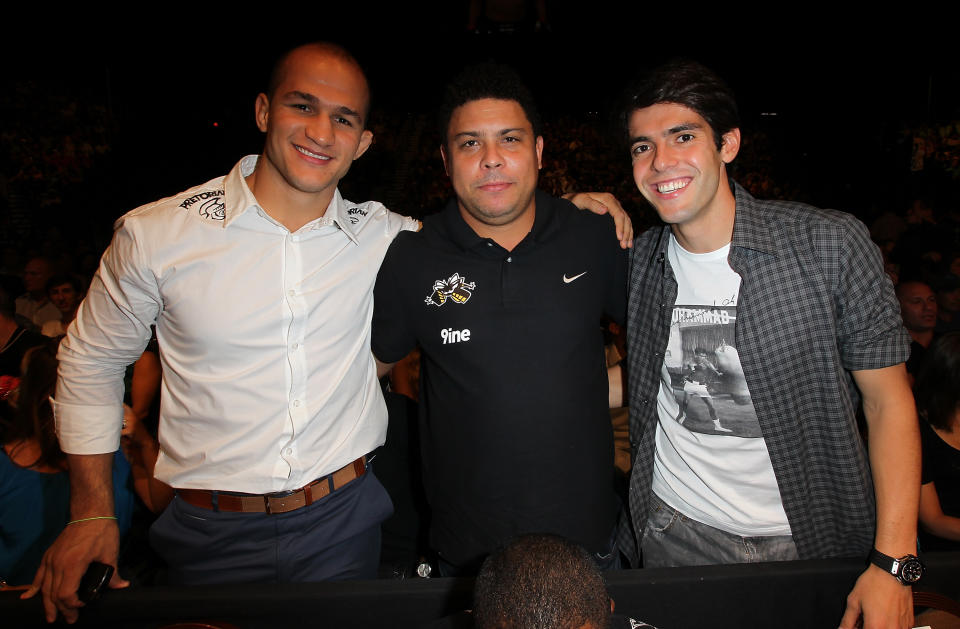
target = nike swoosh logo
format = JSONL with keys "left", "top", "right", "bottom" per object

{"left": 563, "top": 271, "right": 587, "bottom": 283}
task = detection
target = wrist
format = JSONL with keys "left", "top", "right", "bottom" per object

{"left": 868, "top": 548, "right": 924, "bottom": 585}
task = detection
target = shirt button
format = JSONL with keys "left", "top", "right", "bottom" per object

{"left": 487, "top": 242, "right": 493, "bottom": 247}
{"left": 506, "top": 257, "right": 512, "bottom": 263}
{"left": 292, "top": 235, "right": 300, "bottom": 243}
{"left": 641, "top": 398, "right": 649, "bottom": 405}
{"left": 292, "top": 343, "right": 299, "bottom": 350}
{"left": 292, "top": 400, "right": 301, "bottom": 408}
{"left": 288, "top": 289, "right": 296, "bottom": 297}
{"left": 284, "top": 448, "right": 293, "bottom": 455}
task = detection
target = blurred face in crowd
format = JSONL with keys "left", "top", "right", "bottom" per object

{"left": 23, "top": 258, "right": 53, "bottom": 295}
{"left": 897, "top": 282, "right": 937, "bottom": 332}
{"left": 254, "top": 45, "right": 373, "bottom": 205}
{"left": 49, "top": 282, "right": 82, "bottom": 315}
{"left": 442, "top": 98, "right": 543, "bottom": 233}
{"left": 939, "top": 286, "right": 960, "bottom": 315}
{"left": 628, "top": 103, "right": 740, "bottom": 251}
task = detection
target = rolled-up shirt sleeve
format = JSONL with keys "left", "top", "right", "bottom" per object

{"left": 55, "top": 217, "right": 161, "bottom": 454}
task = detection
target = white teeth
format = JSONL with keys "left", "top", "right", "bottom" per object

{"left": 657, "top": 179, "right": 688, "bottom": 193}
{"left": 295, "top": 146, "right": 330, "bottom": 160}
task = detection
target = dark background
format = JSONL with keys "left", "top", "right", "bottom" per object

{"left": 4, "top": 5, "right": 958, "bottom": 247}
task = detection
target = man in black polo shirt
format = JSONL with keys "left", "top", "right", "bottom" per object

{"left": 372, "top": 64, "right": 627, "bottom": 575}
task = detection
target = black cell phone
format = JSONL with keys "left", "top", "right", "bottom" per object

{"left": 78, "top": 561, "right": 113, "bottom": 603}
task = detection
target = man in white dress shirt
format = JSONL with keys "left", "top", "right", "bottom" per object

{"left": 28, "top": 42, "right": 418, "bottom": 624}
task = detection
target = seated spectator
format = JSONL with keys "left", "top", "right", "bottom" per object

{"left": 0, "top": 340, "right": 134, "bottom": 585}
{"left": 40, "top": 274, "right": 85, "bottom": 338}
{"left": 914, "top": 332, "right": 960, "bottom": 551}
{"left": 472, "top": 534, "right": 657, "bottom": 629}
{"left": 0, "top": 288, "right": 45, "bottom": 378}
{"left": 120, "top": 344, "right": 173, "bottom": 515}
{"left": 896, "top": 280, "right": 938, "bottom": 377}
{"left": 14, "top": 257, "right": 60, "bottom": 330}
{"left": 935, "top": 276, "right": 960, "bottom": 334}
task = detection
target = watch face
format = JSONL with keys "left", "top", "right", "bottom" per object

{"left": 900, "top": 558, "right": 924, "bottom": 583}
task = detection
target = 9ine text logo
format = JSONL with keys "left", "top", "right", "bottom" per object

{"left": 441, "top": 327, "right": 471, "bottom": 345}
{"left": 425, "top": 273, "right": 476, "bottom": 307}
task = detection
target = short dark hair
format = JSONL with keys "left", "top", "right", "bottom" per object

{"left": 438, "top": 63, "right": 542, "bottom": 143}
{"left": 619, "top": 59, "right": 740, "bottom": 151}
{"left": 265, "top": 42, "right": 370, "bottom": 123}
{"left": 473, "top": 534, "right": 611, "bottom": 629}
{"left": 46, "top": 274, "right": 85, "bottom": 296}
{"left": 915, "top": 332, "right": 960, "bottom": 431}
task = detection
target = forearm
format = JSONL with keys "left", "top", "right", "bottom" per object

{"left": 67, "top": 453, "right": 116, "bottom": 520}
{"left": 608, "top": 364, "right": 623, "bottom": 408}
{"left": 920, "top": 513, "right": 960, "bottom": 541}
{"left": 860, "top": 368, "right": 921, "bottom": 556}
{"left": 919, "top": 483, "right": 960, "bottom": 542}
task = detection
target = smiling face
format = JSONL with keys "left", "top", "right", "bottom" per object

{"left": 628, "top": 102, "right": 740, "bottom": 252}
{"left": 48, "top": 282, "right": 81, "bottom": 314}
{"left": 442, "top": 98, "right": 543, "bottom": 240}
{"left": 253, "top": 45, "right": 373, "bottom": 210}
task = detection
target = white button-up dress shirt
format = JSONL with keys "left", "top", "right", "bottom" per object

{"left": 55, "top": 156, "right": 418, "bottom": 493}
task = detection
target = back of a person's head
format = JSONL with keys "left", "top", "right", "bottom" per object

{"left": 473, "top": 534, "right": 611, "bottom": 629}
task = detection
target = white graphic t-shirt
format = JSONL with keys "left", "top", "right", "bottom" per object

{"left": 650, "top": 235, "right": 791, "bottom": 536}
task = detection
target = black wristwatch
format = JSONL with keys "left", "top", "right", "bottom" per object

{"left": 868, "top": 548, "right": 924, "bottom": 585}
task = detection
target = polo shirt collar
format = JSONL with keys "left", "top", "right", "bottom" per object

{"left": 729, "top": 180, "right": 778, "bottom": 255}
{"left": 222, "top": 155, "right": 359, "bottom": 243}
{"left": 442, "top": 189, "right": 558, "bottom": 253}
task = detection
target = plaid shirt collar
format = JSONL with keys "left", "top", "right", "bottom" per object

{"left": 729, "top": 181, "right": 780, "bottom": 256}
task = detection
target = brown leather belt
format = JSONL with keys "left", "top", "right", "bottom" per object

{"left": 176, "top": 456, "right": 366, "bottom": 514}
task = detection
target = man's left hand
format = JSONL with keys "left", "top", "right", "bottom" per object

{"left": 563, "top": 192, "right": 634, "bottom": 249}
{"left": 838, "top": 564, "right": 913, "bottom": 629}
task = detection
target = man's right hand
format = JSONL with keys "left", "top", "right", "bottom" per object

{"left": 22, "top": 517, "right": 128, "bottom": 624}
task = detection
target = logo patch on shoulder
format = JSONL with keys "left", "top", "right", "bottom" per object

{"left": 179, "top": 189, "right": 225, "bottom": 221}
{"left": 425, "top": 273, "right": 476, "bottom": 307}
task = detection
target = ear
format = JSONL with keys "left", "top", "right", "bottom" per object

{"left": 353, "top": 129, "right": 373, "bottom": 161}
{"left": 719, "top": 128, "right": 741, "bottom": 164}
{"left": 254, "top": 93, "right": 270, "bottom": 133}
{"left": 535, "top": 136, "right": 544, "bottom": 170}
{"left": 440, "top": 144, "right": 450, "bottom": 177}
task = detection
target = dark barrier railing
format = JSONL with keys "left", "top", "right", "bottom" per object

{"left": 4, "top": 553, "right": 959, "bottom": 628}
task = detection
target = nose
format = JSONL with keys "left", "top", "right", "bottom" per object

{"left": 305, "top": 115, "right": 334, "bottom": 146}
{"left": 652, "top": 144, "right": 677, "bottom": 172}
{"left": 481, "top": 143, "right": 503, "bottom": 169}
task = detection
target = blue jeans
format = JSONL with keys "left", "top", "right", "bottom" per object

{"left": 641, "top": 493, "right": 798, "bottom": 568}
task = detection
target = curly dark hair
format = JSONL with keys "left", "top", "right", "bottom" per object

{"left": 438, "top": 63, "right": 542, "bottom": 144}
{"left": 915, "top": 332, "right": 960, "bottom": 431}
{"left": 617, "top": 58, "right": 740, "bottom": 153}
{"left": 473, "top": 534, "right": 611, "bottom": 629}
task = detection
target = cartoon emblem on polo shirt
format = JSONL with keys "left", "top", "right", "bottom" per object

{"left": 425, "top": 273, "right": 476, "bottom": 307}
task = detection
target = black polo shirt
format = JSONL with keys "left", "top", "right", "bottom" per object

{"left": 373, "top": 191, "right": 627, "bottom": 566}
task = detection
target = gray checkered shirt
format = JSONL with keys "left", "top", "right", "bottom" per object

{"left": 619, "top": 182, "right": 910, "bottom": 565}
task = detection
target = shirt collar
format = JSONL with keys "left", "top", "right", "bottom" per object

{"left": 442, "top": 189, "right": 556, "bottom": 253}
{"left": 222, "top": 155, "right": 358, "bottom": 243}
{"left": 729, "top": 180, "right": 779, "bottom": 255}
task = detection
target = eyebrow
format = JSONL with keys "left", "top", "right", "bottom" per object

{"left": 451, "top": 127, "right": 528, "bottom": 140}
{"left": 629, "top": 122, "right": 704, "bottom": 146}
{"left": 283, "top": 90, "right": 363, "bottom": 121}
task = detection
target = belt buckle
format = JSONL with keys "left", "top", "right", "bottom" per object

{"left": 263, "top": 488, "right": 306, "bottom": 514}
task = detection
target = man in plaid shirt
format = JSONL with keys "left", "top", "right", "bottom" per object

{"left": 620, "top": 60, "right": 921, "bottom": 629}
